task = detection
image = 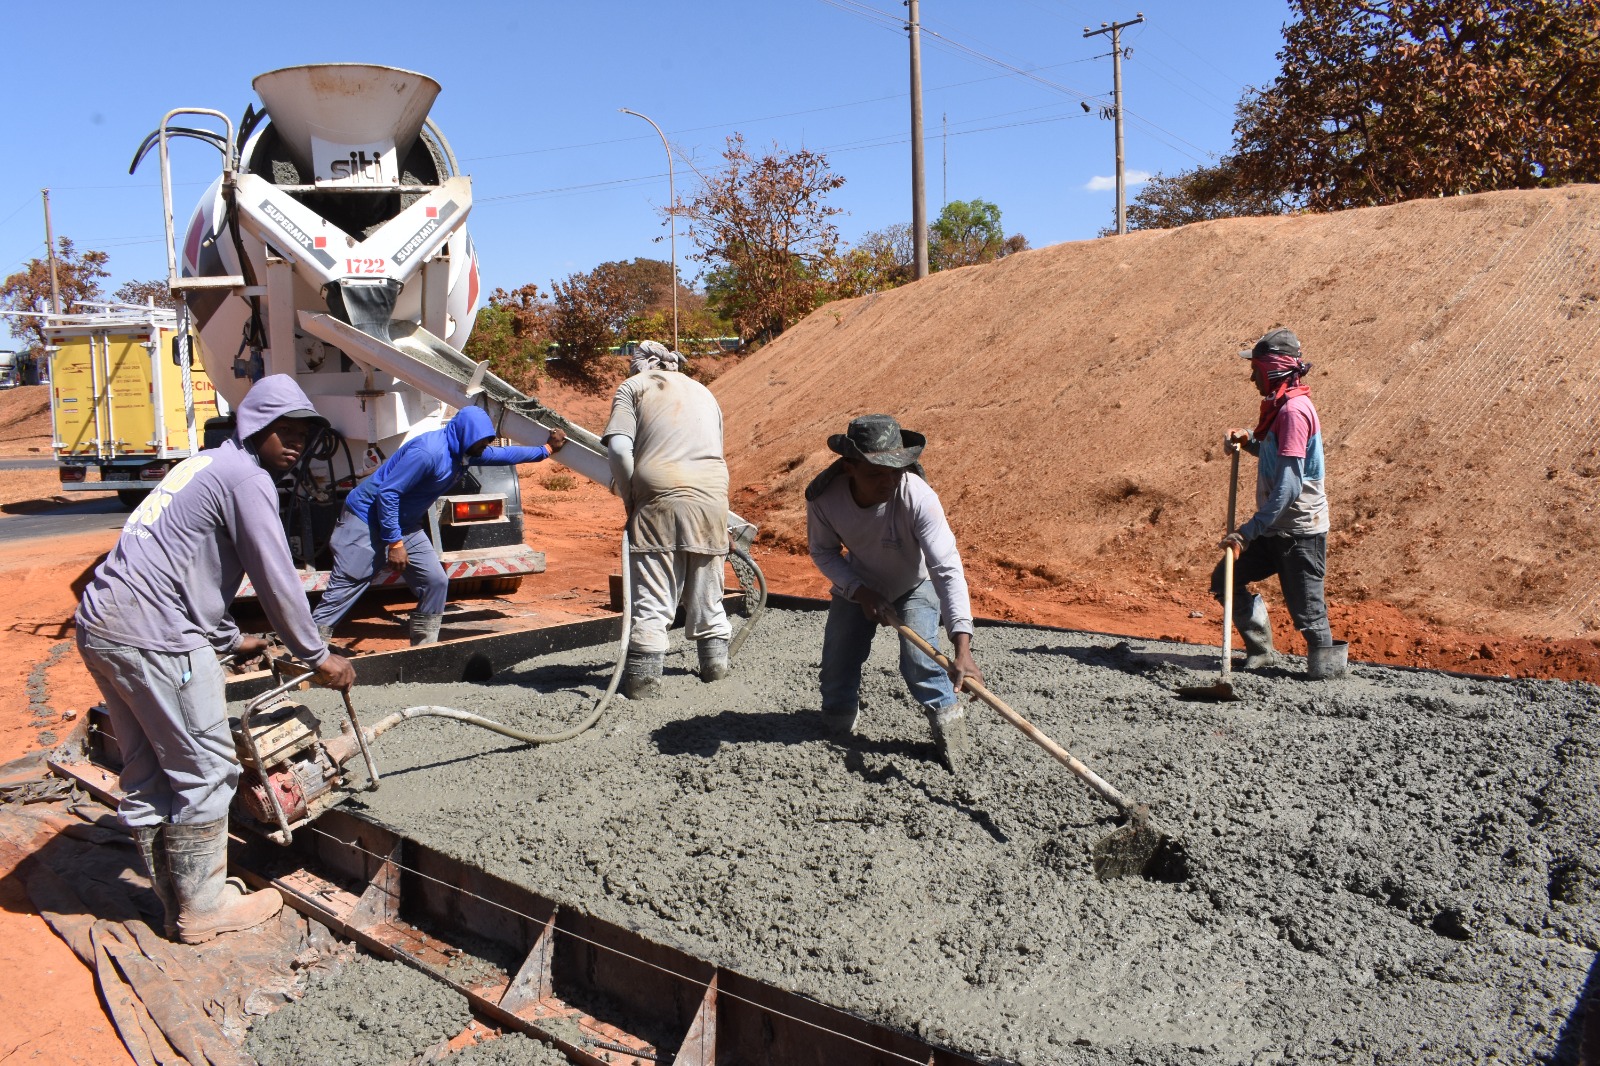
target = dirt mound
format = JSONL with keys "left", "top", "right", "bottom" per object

{"left": 0, "top": 385, "right": 52, "bottom": 458}
{"left": 714, "top": 185, "right": 1600, "bottom": 655}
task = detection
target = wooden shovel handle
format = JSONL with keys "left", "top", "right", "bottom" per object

{"left": 891, "top": 622, "right": 1135, "bottom": 816}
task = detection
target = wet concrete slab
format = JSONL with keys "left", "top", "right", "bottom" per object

{"left": 255, "top": 610, "right": 1600, "bottom": 1065}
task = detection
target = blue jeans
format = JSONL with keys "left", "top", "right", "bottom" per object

{"left": 820, "top": 579, "right": 957, "bottom": 717}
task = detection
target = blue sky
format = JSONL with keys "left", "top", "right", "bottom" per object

{"left": 1, "top": 0, "right": 1291, "bottom": 346}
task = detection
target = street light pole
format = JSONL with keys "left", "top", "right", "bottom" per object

{"left": 619, "top": 108, "right": 678, "bottom": 351}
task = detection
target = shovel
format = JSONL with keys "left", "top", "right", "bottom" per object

{"left": 1176, "top": 443, "right": 1243, "bottom": 702}
{"left": 891, "top": 620, "right": 1183, "bottom": 881}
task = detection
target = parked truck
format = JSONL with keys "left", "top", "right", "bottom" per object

{"left": 45, "top": 305, "right": 222, "bottom": 507}
{"left": 0, "top": 350, "right": 19, "bottom": 389}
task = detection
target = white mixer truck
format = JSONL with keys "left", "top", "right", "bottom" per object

{"left": 133, "top": 63, "right": 756, "bottom": 601}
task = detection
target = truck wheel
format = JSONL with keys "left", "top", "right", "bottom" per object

{"left": 116, "top": 490, "right": 145, "bottom": 509}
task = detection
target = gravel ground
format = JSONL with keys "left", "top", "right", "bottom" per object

{"left": 262, "top": 609, "right": 1600, "bottom": 1065}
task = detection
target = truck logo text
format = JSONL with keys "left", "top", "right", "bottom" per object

{"left": 392, "top": 201, "right": 460, "bottom": 266}
{"left": 258, "top": 199, "right": 338, "bottom": 269}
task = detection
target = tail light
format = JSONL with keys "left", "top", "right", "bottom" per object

{"left": 452, "top": 498, "right": 504, "bottom": 523}
{"left": 140, "top": 462, "right": 171, "bottom": 482}
{"left": 60, "top": 466, "right": 86, "bottom": 483}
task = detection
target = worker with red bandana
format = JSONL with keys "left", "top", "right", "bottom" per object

{"left": 1214, "top": 327, "right": 1334, "bottom": 669}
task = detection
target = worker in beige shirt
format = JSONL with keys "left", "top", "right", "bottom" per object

{"left": 603, "top": 341, "right": 731, "bottom": 697}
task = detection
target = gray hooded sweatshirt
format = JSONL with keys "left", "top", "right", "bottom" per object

{"left": 75, "top": 375, "right": 328, "bottom": 666}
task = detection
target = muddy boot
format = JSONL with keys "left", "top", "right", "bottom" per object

{"left": 697, "top": 637, "right": 730, "bottom": 682}
{"left": 316, "top": 623, "right": 335, "bottom": 643}
{"left": 925, "top": 704, "right": 973, "bottom": 775}
{"left": 409, "top": 611, "right": 443, "bottom": 646}
{"left": 822, "top": 706, "right": 859, "bottom": 738}
{"left": 165, "top": 819, "right": 282, "bottom": 944}
{"left": 622, "top": 650, "right": 663, "bottom": 699}
{"left": 1233, "top": 595, "right": 1276, "bottom": 670}
{"left": 132, "top": 824, "right": 177, "bottom": 939}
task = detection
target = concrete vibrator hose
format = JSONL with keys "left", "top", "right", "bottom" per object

{"left": 368, "top": 528, "right": 767, "bottom": 748}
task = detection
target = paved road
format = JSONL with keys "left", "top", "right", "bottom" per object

{"left": 0, "top": 497, "right": 127, "bottom": 543}
{"left": 0, "top": 458, "right": 58, "bottom": 470}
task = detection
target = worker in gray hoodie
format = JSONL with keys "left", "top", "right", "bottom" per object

{"left": 75, "top": 374, "right": 355, "bottom": 944}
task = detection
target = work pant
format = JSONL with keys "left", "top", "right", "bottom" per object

{"left": 311, "top": 507, "right": 448, "bottom": 628}
{"left": 820, "top": 579, "right": 957, "bottom": 717}
{"left": 1211, "top": 531, "right": 1331, "bottom": 647}
{"left": 76, "top": 630, "right": 236, "bottom": 828}
{"left": 628, "top": 549, "right": 731, "bottom": 653}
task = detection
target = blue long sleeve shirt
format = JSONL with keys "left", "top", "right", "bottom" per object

{"left": 346, "top": 406, "right": 551, "bottom": 544}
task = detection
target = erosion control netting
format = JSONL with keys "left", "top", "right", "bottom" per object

{"left": 264, "top": 610, "right": 1600, "bottom": 1065}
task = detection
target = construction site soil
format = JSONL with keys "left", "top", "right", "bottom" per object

{"left": 272, "top": 607, "right": 1599, "bottom": 1065}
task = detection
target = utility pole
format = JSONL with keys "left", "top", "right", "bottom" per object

{"left": 1084, "top": 12, "right": 1144, "bottom": 236}
{"left": 942, "top": 111, "right": 948, "bottom": 209}
{"left": 907, "top": 0, "right": 928, "bottom": 279}
{"left": 41, "top": 188, "right": 61, "bottom": 314}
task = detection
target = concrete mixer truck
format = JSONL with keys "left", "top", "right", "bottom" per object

{"left": 134, "top": 64, "right": 757, "bottom": 605}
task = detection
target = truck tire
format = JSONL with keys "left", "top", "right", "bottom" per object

{"left": 117, "top": 489, "right": 146, "bottom": 509}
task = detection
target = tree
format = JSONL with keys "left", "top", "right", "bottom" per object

{"left": 547, "top": 261, "right": 634, "bottom": 365}
{"left": 1231, "top": 0, "right": 1600, "bottom": 211}
{"left": 826, "top": 223, "right": 917, "bottom": 298}
{"left": 463, "top": 284, "right": 550, "bottom": 392}
{"left": 676, "top": 134, "right": 845, "bottom": 343}
{"left": 0, "top": 238, "right": 110, "bottom": 347}
{"left": 930, "top": 199, "right": 1005, "bottom": 270}
{"left": 1118, "top": 162, "right": 1288, "bottom": 232}
{"left": 113, "top": 279, "right": 178, "bottom": 310}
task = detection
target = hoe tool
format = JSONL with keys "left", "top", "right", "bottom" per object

{"left": 892, "top": 621, "right": 1182, "bottom": 881}
{"left": 1176, "top": 443, "right": 1243, "bottom": 702}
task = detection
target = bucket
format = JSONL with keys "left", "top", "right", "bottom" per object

{"left": 1305, "top": 640, "right": 1349, "bottom": 680}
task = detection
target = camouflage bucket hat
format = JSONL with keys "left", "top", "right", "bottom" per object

{"left": 827, "top": 414, "right": 926, "bottom": 469}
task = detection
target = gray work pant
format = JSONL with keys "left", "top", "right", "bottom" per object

{"left": 628, "top": 549, "right": 731, "bottom": 653}
{"left": 311, "top": 506, "right": 448, "bottom": 628}
{"left": 76, "top": 629, "right": 237, "bottom": 827}
{"left": 1211, "top": 531, "right": 1330, "bottom": 644}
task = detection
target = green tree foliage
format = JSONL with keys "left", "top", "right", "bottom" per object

{"left": 1121, "top": 162, "right": 1288, "bottom": 232}
{"left": 1, "top": 238, "right": 110, "bottom": 347}
{"left": 930, "top": 199, "right": 1006, "bottom": 270}
{"left": 113, "top": 279, "right": 178, "bottom": 310}
{"left": 677, "top": 134, "right": 845, "bottom": 343}
{"left": 1232, "top": 0, "right": 1600, "bottom": 211}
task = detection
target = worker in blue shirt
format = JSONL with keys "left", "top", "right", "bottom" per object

{"left": 312, "top": 406, "right": 565, "bottom": 644}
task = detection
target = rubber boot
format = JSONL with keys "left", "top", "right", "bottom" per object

{"left": 132, "top": 824, "right": 177, "bottom": 939}
{"left": 409, "top": 611, "right": 443, "bottom": 646}
{"left": 822, "top": 706, "right": 859, "bottom": 738}
{"left": 316, "top": 623, "right": 335, "bottom": 643}
{"left": 1305, "top": 639, "right": 1349, "bottom": 680}
{"left": 622, "top": 650, "right": 664, "bottom": 700}
{"left": 165, "top": 819, "right": 283, "bottom": 944}
{"left": 1234, "top": 595, "right": 1276, "bottom": 670}
{"left": 697, "top": 637, "right": 730, "bottom": 682}
{"left": 925, "top": 704, "right": 973, "bottom": 775}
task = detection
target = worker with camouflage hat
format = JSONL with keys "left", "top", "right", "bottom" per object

{"left": 806, "top": 414, "right": 982, "bottom": 773}
{"left": 1216, "top": 327, "right": 1339, "bottom": 672}
{"left": 603, "top": 340, "right": 733, "bottom": 697}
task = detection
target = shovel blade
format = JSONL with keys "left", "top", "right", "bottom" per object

{"left": 1174, "top": 681, "right": 1239, "bottom": 702}
{"left": 1091, "top": 818, "right": 1189, "bottom": 882}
